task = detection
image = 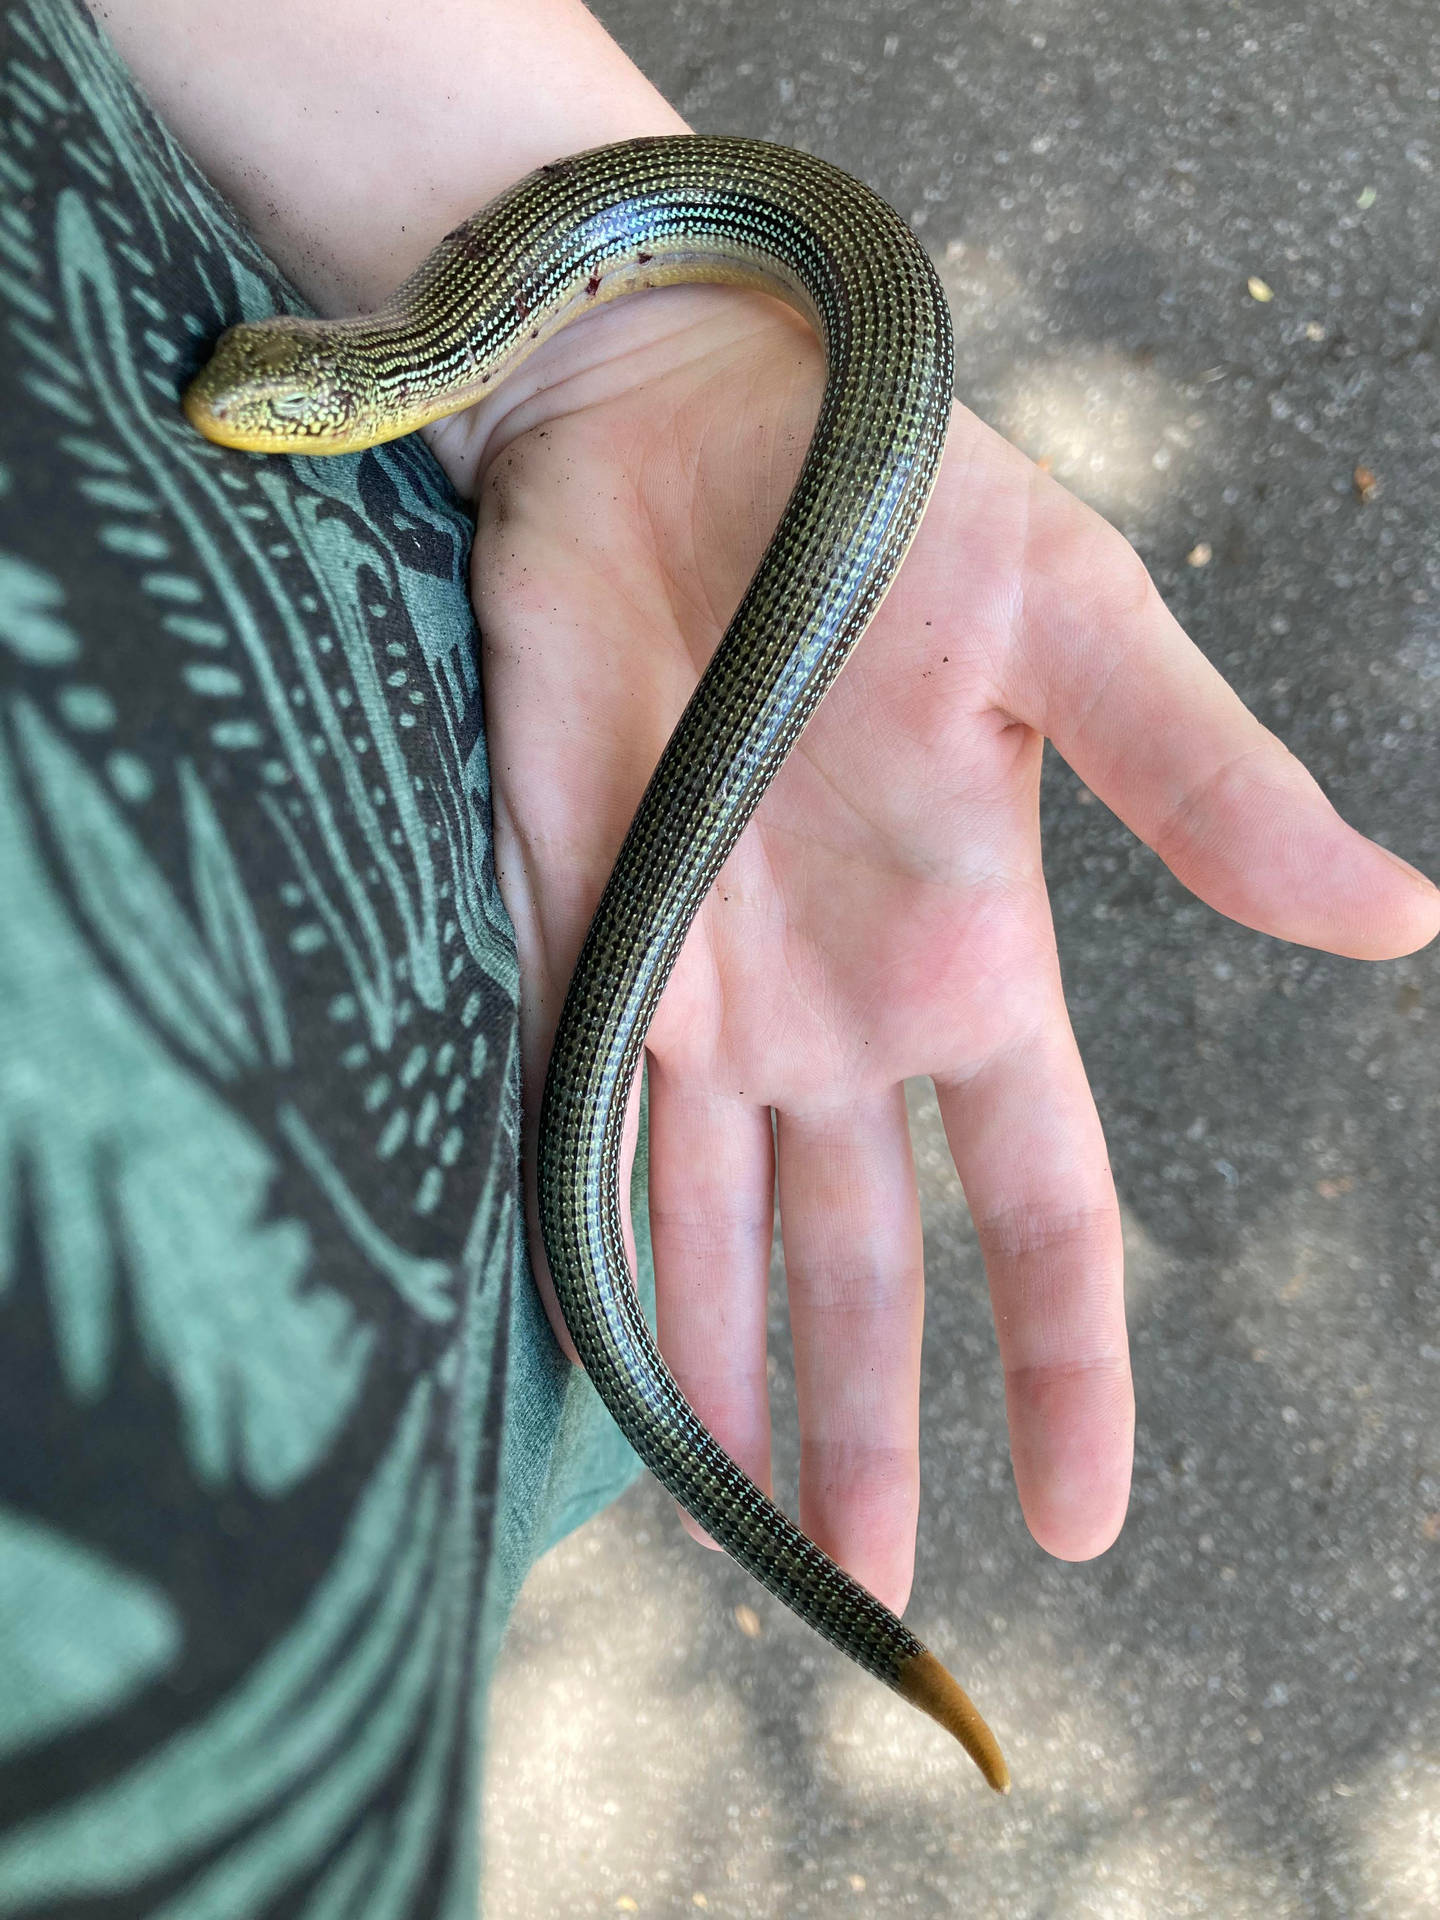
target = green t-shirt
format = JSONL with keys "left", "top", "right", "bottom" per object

{"left": 0, "top": 1, "right": 650, "bottom": 1909}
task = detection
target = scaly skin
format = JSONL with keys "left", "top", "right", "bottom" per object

{"left": 185, "top": 133, "right": 1008, "bottom": 1793}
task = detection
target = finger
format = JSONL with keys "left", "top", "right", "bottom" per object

{"left": 776, "top": 1085, "right": 925, "bottom": 1616}
{"left": 647, "top": 1059, "right": 777, "bottom": 1548}
{"left": 934, "top": 978, "right": 1133, "bottom": 1563}
{"left": 1004, "top": 469, "right": 1440, "bottom": 959}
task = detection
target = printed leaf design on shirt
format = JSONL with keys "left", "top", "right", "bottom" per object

{"left": 0, "top": 714, "right": 374, "bottom": 1490}
{"left": 0, "top": 4, "right": 615, "bottom": 1914}
{"left": 0, "top": 1506, "right": 181, "bottom": 1762}
{"left": 0, "top": 553, "right": 82, "bottom": 666}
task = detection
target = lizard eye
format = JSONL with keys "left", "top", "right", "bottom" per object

{"left": 268, "top": 391, "right": 315, "bottom": 420}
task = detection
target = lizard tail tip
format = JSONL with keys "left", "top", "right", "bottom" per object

{"left": 896, "top": 1648, "right": 1011, "bottom": 1794}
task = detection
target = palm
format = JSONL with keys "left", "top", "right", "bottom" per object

{"left": 451, "top": 286, "right": 1439, "bottom": 1611}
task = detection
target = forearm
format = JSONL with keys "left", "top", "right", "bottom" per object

{"left": 83, "top": 0, "right": 687, "bottom": 313}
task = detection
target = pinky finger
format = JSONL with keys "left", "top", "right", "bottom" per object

{"left": 935, "top": 1018, "right": 1133, "bottom": 1561}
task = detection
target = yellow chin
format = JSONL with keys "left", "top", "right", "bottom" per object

{"left": 180, "top": 380, "right": 395, "bottom": 455}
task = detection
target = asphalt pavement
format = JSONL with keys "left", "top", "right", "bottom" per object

{"left": 482, "top": 2, "right": 1440, "bottom": 1914}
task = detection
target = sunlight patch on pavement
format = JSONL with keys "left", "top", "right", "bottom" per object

{"left": 1342, "top": 1743, "right": 1440, "bottom": 1917}
{"left": 816, "top": 1624, "right": 1141, "bottom": 1819}
{"left": 483, "top": 1508, "right": 757, "bottom": 1906}
{"left": 1054, "top": 1797, "right": 1307, "bottom": 1917}
{"left": 988, "top": 348, "right": 1211, "bottom": 523}
{"left": 934, "top": 240, "right": 1214, "bottom": 525}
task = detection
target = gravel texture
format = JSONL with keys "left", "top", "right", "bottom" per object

{"left": 483, "top": 2, "right": 1440, "bottom": 1914}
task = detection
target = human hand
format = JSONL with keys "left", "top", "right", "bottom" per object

{"left": 436, "top": 283, "right": 1440, "bottom": 1615}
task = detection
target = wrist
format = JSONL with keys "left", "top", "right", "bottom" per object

{"left": 84, "top": 0, "right": 687, "bottom": 311}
